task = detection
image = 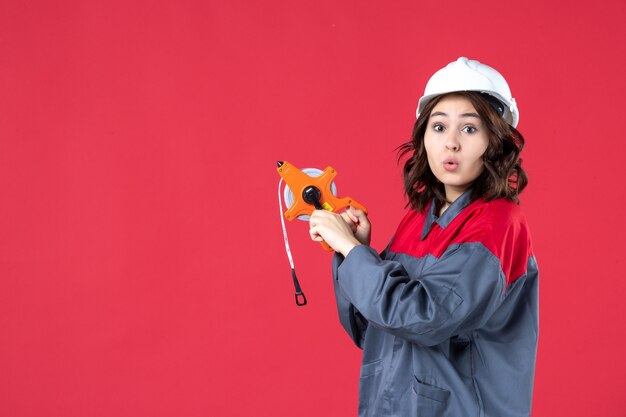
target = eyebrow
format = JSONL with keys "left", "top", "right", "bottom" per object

{"left": 430, "top": 111, "right": 481, "bottom": 119}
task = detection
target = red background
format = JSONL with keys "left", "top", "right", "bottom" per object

{"left": 1, "top": 1, "right": 625, "bottom": 416}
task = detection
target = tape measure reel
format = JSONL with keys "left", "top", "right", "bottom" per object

{"left": 276, "top": 160, "right": 368, "bottom": 306}
{"left": 282, "top": 168, "right": 338, "bottom": 221}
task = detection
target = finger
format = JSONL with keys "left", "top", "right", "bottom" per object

{"left": 340, "top": 211, "right": 355, "bottom": 225}
{"left": 309, "top": 210, "right": 321, "bottom": 223}
{"left": 340, "top": 212, "right": 357, "bottom": 233}
{"left": 349, "top": 206, "right": 369, "bottom": 225}
{"left": 348, "top": 206, "right": 364, "bottom": 214}
{"left": 309, "top": 227, "right": 324, "bottom": 242}
{"left": 309, "top": 209, "right": 328, "bottom": 226}
{"left": 346, "top": 208, "right": 359, "bottom": 223}
{"left": 313, "top": 209, "right": 333, "bottom": 218}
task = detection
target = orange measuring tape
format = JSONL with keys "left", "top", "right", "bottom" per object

{"left": 276, "top": 160, "right": 368, "bottom": 305}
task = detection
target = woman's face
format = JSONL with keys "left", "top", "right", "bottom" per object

{"left": 424, "top": 95, "right": 489, "bottom": 202}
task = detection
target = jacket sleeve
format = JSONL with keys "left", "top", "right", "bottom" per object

{"left": 333, "top": 243, "right": 507, "bottom": 347}
{"left": 332, "top": 253, "right": 368, "bottom": 348}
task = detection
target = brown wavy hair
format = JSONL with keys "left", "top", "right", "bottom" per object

{"left": 397, "top": 92, "right": 528, "bottom": 212}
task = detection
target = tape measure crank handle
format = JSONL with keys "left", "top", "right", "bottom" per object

{"left": 302, "top": 186, "right": 333, "bottom": 251}
{"left": 302, "top": 186, "right": 324, "bottom": 210}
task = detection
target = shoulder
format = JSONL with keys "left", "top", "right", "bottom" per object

{"left": 465, "top": 198, "right": 533, "bottom": 284}
{"left": 486, "top": 198, "right": 527, "bottom": 227}
{"left": 456, "top": 198, "right": 528, "bottom": 241}
{"left": 482, "top": 199, "right": 531, "bottom": 250}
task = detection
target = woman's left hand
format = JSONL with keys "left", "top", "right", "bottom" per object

{"left": 309, "top": 210, "right": 362, "bottom": 257}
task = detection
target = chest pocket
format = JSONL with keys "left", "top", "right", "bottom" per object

{"left": 413, "top": 377, "right": 450, "bottom": 416}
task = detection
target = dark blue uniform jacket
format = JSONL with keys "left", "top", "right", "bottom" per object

{"left": 333, "top": 191, "right": 539, "bottom": 417}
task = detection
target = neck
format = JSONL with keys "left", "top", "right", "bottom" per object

{"left": 439, "top": 201, "right": 451, "bottom": 216}
{"left": 440, "top": 186, "right": 469, "bottom": 216}
{"left": 444, "top": 183, "right": 471, "bottom": 203}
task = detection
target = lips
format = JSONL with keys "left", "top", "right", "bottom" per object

{"left": 443, "top": 157, "right": 459, "bottom": 172}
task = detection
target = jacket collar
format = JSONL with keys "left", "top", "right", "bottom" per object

{"left": 421, "top": 189, "right": 473, "bottom": 240}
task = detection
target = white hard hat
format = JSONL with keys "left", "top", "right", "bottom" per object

{"left": 416, "top": 57, "right": 519, "bottom": 127}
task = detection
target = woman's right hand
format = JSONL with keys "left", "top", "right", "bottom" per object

{"left": 340, "top": 206, "right": 371, "bottom": 246}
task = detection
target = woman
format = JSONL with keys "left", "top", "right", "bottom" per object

{"left": 309, "top": 57, "right": 538, "bottom": 417}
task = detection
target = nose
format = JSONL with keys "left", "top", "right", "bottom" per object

{"left": 444, "top": 132, "right": 460, "bottom": 152}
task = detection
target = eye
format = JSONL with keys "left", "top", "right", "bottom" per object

{"left": 462, "top": 126, "right": 477, "bottom": 134}
{"left": 432, "top": 123, "right": 444, "bottom": 132}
